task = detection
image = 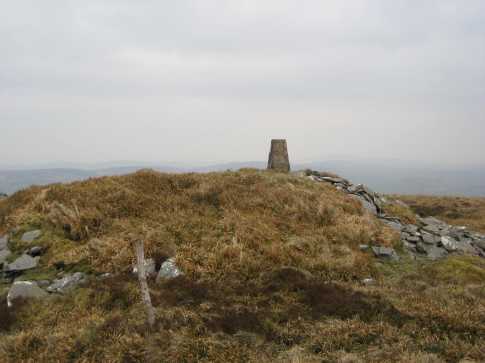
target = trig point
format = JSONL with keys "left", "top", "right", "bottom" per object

{"left": 267, "top": 139, "right": 290, "bottom": 172}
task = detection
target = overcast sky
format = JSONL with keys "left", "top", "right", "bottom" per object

{"left": 1, "top": 0, "right": 484, "bottom": 167}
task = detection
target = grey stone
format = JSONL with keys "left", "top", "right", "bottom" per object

{"left": 402, "top": 241, "right": 417, "bottom": 252}
{"left": 359, "top": 244, "right": 370, "bottom": 251}
{"left": 403, "top": 225, "right": 419, "bottom": 234}
{"left": 28, "top": 246, "right": 43, "bottom": 257}
{"left": 473, "top": 239, "right": 485, "bottom": 251}
{"left": 371, "top": 246, "right": 400, "bottom": 261}
{"left": 37, "top": 280, "right": 51, "bottom": 288}
{"left": 7, "top": 281, "right": 48, "bottom": 307}
{"left": 0, "top": 248, "right": 12, "bottom": 265}
{"left": 406, "top": 235, "right": 421, "bottom": 244}
{"left": 454, "top": 241, "right": 480, "bottom": 256}
{"left": 157, "top": 258, "right": 183, "bottom": 281}
{"left": 351, "top": 194, "right": 378, "bottom": 215}
{"left": 0, "top": 235, "right": 8, "bottom": 250}
{"left": 440, "top": 236, "right": 458, "bottom": 252}
{"left": 46, "top": 272, "right": 86, "bottom": 294}
{"left": 21, "top": 230, "right": 42, "bottom": 243}
{"left": 422, "top": 232, "right": 439, "bottom": 245}
{"left": 422, "top": 224, "right": 441, "bottom": 235}
{"left": 132, "top": 258, "right": 157, "bottom": 277}
{"left": 417, "top": 243, "right": 448, "bottom": 260}
{"left": 5, "top": 254, "right": 39, "bottom": 272}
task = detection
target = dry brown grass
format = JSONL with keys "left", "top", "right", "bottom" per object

{"left": 395, "top": 195, "right": 485, "bottom": 233}
{"left": 0, "top": 170, "right": 484, "bottom": 362}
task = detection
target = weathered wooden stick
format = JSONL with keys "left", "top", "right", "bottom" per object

{"left": 134, "top": 240, "right": 156, "bottom": 329}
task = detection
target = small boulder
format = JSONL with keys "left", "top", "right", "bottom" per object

{"left": 7, "top": 281, "right": 48, "bottom": 307}
{"left": 21, "top": 230, "right": 42, "bottom": 243}
{"left": 5, "top": 254, "right": 39, "bottom": 272}
{"left": 132, "top": 258, "right": 157, "bottom": 277}
{"left": 371, "top": 246, "right": 400, "bottom": 261}
{"left": 46, "top": 272, "right": 86, "bottom": 294}
{"left": 157, "top": 258, "right": 183, "bottom": 281}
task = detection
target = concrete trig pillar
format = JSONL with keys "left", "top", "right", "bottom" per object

{"left": 267, "top": 139, "right": 290, "bottom": 172}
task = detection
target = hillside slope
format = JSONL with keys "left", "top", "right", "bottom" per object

{"left": 0, "top": 170, "right": 484, "bottom": 362}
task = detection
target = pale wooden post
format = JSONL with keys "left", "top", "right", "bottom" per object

{"left": 134, "top": 240, "right": 156, "bottom": 329}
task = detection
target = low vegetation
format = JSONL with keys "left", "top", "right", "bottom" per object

{"left": 395, "top": 195, "right": 485, "bottom": 234}
{"left": 0, "top": 170, "right": 484, "bottom": 362}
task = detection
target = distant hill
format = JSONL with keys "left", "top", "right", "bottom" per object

{"left": 1, "top": 160, "right": 485, "bottom": 196}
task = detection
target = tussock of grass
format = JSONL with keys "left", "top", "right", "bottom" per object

{"left": 0, "top": 170, "right": 484, "bottom": 362}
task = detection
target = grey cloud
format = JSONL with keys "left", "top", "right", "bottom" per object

{"left": 0, "top": 0, "right": 484, "bottom": 167}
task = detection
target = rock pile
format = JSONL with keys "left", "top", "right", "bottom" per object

{"left": 307, "top": 170, "right": 485, "bottom": 261}
{"left": 1, "top": 229, "right": 87, "bottom": 307}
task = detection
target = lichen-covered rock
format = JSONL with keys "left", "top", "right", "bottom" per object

{"left": 5, "top": 254, "right": 39, "bottom": 272}
{"left": 46, "top": 272, "right": 86, "bottom": 294}
{"left": 7, "top": 281, "right": 48, "bottom": 307}
{"left": 21, "top": 230, "right": 42, "bottom": 243}
{"left": 157, "top": 258, "right": 183, "bottom": 281}
{"left": 0, "top": 249, "right": 12, "bottom": 266}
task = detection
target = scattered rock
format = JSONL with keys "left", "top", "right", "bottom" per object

{"left": 46, "top": 272, "right": 86, "bottom": 294}
{"left": 132, "top": 258, "right": 156, "bottom": 277}
{"left": 157, "top": 258, "right": 183, "bottom": 281}
{"left": 5, "top": 254, "right": 39, "bottom": 272}
{"left": 7, "top": 281, "right": 48, "bottom": 307}
{"left": 307, "top": 170, "right": 485, "bottom": 262}
{"left": 21, "top": 230, "right": 42, "bottom": 243}
{"left": 371, "top": 246, "right": 400, "bottom": 261}
{"left": 359, "top": 244, "right": 370, "bottom": 251}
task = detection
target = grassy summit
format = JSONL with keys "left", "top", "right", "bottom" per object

{"left": 0, "top": 170, "right": 484, "bottom": 362}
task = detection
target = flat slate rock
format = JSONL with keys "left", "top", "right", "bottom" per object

{"left": 47, "top": 272, "right": 86, "bottom": 294}
{"left": 0, "top": 235, "right": 8, "bottom": 250}
{"left": 7, "top": 281, "right": 48, "bottom": 307}
{"left": 6, "top": 254, "right": 39, "bottom": 272}
{"left": 21, "top": 230, "right": 42, "bottom": 243}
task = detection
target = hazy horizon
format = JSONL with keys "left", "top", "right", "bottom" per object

{"left": 1, "top": 1, "right": 485, "bottom": 167}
